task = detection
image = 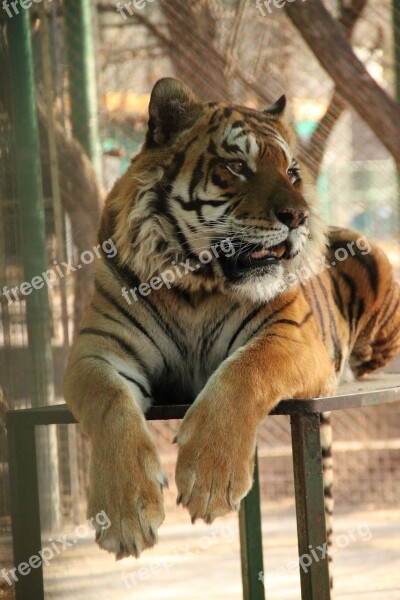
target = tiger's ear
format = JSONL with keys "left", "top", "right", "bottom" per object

{"left": 146, "top": 78, "right": 202, "bottom": 148}
{"left": 264, "top": 95, "right": 287, "bottom": 118}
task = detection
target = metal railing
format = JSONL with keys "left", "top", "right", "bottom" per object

{"left": 6, "top": 375, "right": 400, "bottom": 599}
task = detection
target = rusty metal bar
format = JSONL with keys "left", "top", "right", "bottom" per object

{"left": 6, "top": 376, "right": 400, "bottom": 598}
{"left": 290, "top": 413, "right": 331, "bottom": 599}
{"left": 6, "top": 372, "right": 400, "bottom": 428}
{"left": 7, "top": 421, "right": 43, "bottom": 600}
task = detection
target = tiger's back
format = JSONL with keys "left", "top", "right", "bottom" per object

{"left": 309, "top": 227, "right": 400, "bottom": 382}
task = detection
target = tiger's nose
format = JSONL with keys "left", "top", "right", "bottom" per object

{"left": 276, "top": 208, "right": 309, "bottom": 230}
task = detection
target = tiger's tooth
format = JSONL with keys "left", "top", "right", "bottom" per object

{"left": 251, "top": 249, "right": 272, "bottom": 259}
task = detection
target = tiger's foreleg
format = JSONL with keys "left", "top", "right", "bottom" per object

{"left": 64, "top": 350, "right": 167, "bottom": 559}
{"left": 175, "top": 309, "right": 336, "bottom": 524}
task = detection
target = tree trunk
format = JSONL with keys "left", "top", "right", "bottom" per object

{"left": 37, "top": 101, "right": 103, "bottom": 338}
{"left": 159, "top": 0, "right": 229, "bottom": 101}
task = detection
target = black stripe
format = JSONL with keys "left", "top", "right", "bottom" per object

{"left": 189, "top": 154, "right": 205, "bottom": 200}
{"left": 231, "top": 120, "right": 246, "bottom": 130}
{"left": 308, "top": 279, "right": 326, "bottom": 341}
{"left": 226, "top": 304, "right": 267, "bottom": 354}
{"left": 210, "top": 170, "right": 229, "bottom": 189}
{"left": 329, "top": 240, "right": 379, "bottom": 298}
{"left": 174, "top": 195, "right": 229, "bottom": 212}
{"left": 118, "top": 372, "right": 151, "bottom": 398}
{"left": 256, "top": 332, "right": 304, "bottom": 344}
{"left": 79, "top": 328, "right": 149, "bottom": 376}
{"left": 72, "top": 354, "right": 113, "bottom": 369}
{"left": 319, "top": 412, "right": 331, "bottom": 425}
{"left": 237, "top": 110, "right": 272, "bottom": 124}
{"left": 355, "top": 299, "right": 365, "bottom": 325}
{"left": 327, "top": 270, "right": 346, "bottom": 321}
{"left": 373, "top": 321, "right": 400, "bottom": 348}
{"left": 315, "top": 274, "right": 342, "bottom": 369}
{"left": 73, "top": 353, "right": 152, "bottom": 399}
{"left": 242, "top": 295, "right": 299, "bottom": 346}
{"left": 200, "top": 304, "right": 240, "bottom": 360}
{"left": 163, "top": 208, "right": 195, "bottom": 258}
{"left": 207, "top": 123, "right": 221, "bottom": 134}
{"left": 207, "top": 138, "right": 218, "bottom": 155}
{"left": 163, "top": 136, "right": 198, "bottom": 182}
{"left": 223, "top": 107, "right": 232, "bottom": 118}
{"left": 91, "top": 303, "right": 126, "bottom": 328}
{"left": 95, "top": 281, "right": 170, "bottom": 369}
{"left": 270, "top": 310, "right": 313, "bottom": 329}
{"left": 339, "top": 272, "right": 357, "bottom": 331}
{"left": 106, "top": 258, "right": 187, "bottom": 344}
{"left": 376, "top": 286, "right": 397, "bottom": 332}
{"left": 221, "top": 138, "right": 242, "bottom": 155}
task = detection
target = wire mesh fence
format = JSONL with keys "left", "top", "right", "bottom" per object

{"left": 1, "top": 0, "right": 400, "bottom": 596}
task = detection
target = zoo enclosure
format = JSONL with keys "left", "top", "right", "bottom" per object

{"left": 1, "top": 0, "right": 400, "bottom": 593}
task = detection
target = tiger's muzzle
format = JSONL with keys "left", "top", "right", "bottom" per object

{"left": 218, "top": 210, "right": 310, "bottom": 280}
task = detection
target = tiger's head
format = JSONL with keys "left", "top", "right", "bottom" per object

{"left": 108, "top": 78, "right": 326, "bottom": 302}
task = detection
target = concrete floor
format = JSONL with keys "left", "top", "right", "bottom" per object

{"left": 41, "top": 503, "right": 400, "bottom": 600}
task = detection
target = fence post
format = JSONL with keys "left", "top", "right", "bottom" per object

{"left": 239, "top": 454, "right": 265, "bottom": 600}
{"left": 6, "top": 8, "right": 60, "bottom": 532}
{"left": 290, "top": 414, "right": 330, "bottom": 599}
{"left": 394, "top": 0, "right": 400, "bottom": 233}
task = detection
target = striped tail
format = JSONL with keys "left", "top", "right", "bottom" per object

{"left": 320, "top": 411, "right": 334, "bottom": 589}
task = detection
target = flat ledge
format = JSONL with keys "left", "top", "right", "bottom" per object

{"left": 6, "top": 373, "right": 400, "bottom": 427}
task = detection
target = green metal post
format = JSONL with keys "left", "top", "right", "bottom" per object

{"left": 290, "top": 414, "right": 331, "bottom": 599}
{"left": 239, "top": 454, "right": 265, "bottom": 600}
{"left": 7, "top": 9, "right": 60, "bottom": 531}
{"left": 7, "top": 422, "right": 44, "bottom": 600}
{"left": 7, "top": 10, "right": 54, "bottom": 407}
{"left": 394, "top": 0, "right": 400, "bottom": 103}
{"left": 394, "top": 0, "right": 400, "bottom": 233}
{"left": 64, "top": 0, "right": 101, "bottom": 176}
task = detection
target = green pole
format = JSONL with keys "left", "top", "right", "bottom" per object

{"left": 7, "top": 7, "right": 60, "bottom": 531}
{"left": 7, "top": 9, "right": 54, "bottom": 407}
{"left": 64, "top": 0, "right": 101, "bottom": 177}
{"left": 394, "top": 0, "right": 400, "bottom": 233}
{"left": 394, "top": 0, "right": 400, "bottom": 102}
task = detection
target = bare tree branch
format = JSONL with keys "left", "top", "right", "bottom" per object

{"left": 299, "top": 0, "right": 368, "bottom": 176}
{"left": 285, "top": 0, "right": 400, "bottom": 170}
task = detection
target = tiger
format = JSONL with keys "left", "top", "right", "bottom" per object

{"left": 64, "top": 77, "right": 400, "bottom": 562}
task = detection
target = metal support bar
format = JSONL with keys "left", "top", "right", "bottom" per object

{"left": 239, "top": 454, "right": 265, "bottom": 600}
{"left": 7, "top": 384, "right": 400, "bottom": 598}
{"left": 290, "top": 413, "right": 331, "bottom": 599}
{"left": 7, "top": 422, "right": 43, "bottom": 600}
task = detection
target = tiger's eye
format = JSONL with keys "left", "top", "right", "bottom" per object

{"left": 227, "top": 159, "right": 246, "bottom": 174}
{"left": 287, "top": 168, "right": 300, "bottom": 184}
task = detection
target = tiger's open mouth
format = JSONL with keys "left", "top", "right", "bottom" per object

{"left": 249, "top": 241, "right": 288, "bottom": 264}
{"left": 219, "top": 239, "right": 293, "bottom": 280}
{"left": 238, "top": 240, "right": 291, "bottom": 270}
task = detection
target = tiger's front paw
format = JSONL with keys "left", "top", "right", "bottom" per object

{"left": 175, "top": 397, "right": 258, "bottom": 524}
{"left": 88, "top": 424, "right": 168, "bottom": 559}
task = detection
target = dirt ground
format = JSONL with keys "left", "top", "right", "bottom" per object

{"left": 28, "top": 503, "right": 400, "bottom": 599}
